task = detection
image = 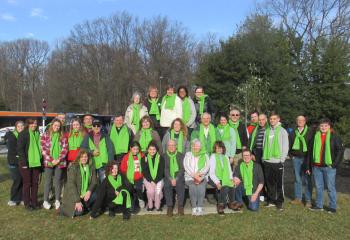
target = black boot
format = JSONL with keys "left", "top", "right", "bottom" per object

{"left": 123, "top": 209, "right": 131, "bottom": 220}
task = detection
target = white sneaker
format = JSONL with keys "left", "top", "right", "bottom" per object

{"left": 138, "top": 199, "right": 145, "bottom": 209}
{"left": 197, "top": 207, "right": 204, "bottom": 216}
{"left": 7, "top": 201, "right": 17, "bottom": 206}
{"left": 260, "top": 196, "right": 265, "bottom": 202}
{"left": 43, "top": 201, "right": 51, "bottom": 210}
{"left": 20, "top": 201, "right": 24, "bottom": 206}
{"left": 192, "top": 208, "right": 197, "bottom": 216}
{"left": 54, "top": 200, "right": 60, "bottom": 210}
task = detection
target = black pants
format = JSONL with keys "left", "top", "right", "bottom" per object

{"left": 9, "top": 165, "right": 23, "bottom": 203}
{"left": 252, "top": 148, "right": 263, "bottom": 164}
{"left": 108, "top": 191, "right": 130, "bottom": 214}
{"left": 131, "top": 179, "right": 143, "bottom": 209}
{"left": 264, "top": 162, "right": 284, "bottom": 206}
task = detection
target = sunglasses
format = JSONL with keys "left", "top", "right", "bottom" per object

{"left": 231, "top": 114, "right": 240, "bottom": 117}
{"left": 92, "top": 125, "right": 101, "bottom": 127}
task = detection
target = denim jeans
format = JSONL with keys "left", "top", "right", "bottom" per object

{"left": 235, "top": 183, "right": 260, "bottom": 211}
{"left": 292, "top": 157, "right": 312, "bottom": 202}
{"left": 313, "top": 166, "right": 337, "bottom": 209}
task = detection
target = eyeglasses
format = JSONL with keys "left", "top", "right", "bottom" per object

{"left": 230, "top": 114, "right": 240, "bottom": 117}
{"left": 92, "top": 125, "right": 101, "bottom": 128}
{"left": 195, "top": 91, "right": 203, "bottom": 94}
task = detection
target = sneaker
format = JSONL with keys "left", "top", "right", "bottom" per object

{"left": 276, "top": 204, "right": 284, "bottom": 211}
{"left": 327, "top": 208, "right": 336, "bottom": 214}
{"left": 191, "top": 208, "right": 197, "bottom": 216}
{"left": 309, "top": 206, "right": 324, "bottom": 211}
{"left": 290, "top": 199, "right": 303, "bottom": 205}
{"left": 259, "top": 196, "right": 265, "bottom": 202}
{"left": 20, "top": 201, "right": 24, "bottom": 206}
{"left": 43, "top": 201, "right": 51, "bottom": 210}
{"left": 25, "top": 205, "right": 33, "bottom": 211}
{"left": 265, "top": 202, "right": 276, "bottom": 208}
{"left": 109, "top": 211, "right": 116, "bottom": 217}
{"left": 197, "top": 207, "right": 204, "bottom": 216}
{"left": 138, "top": 199, "right": 145, "bottom": 209}
{"left": 7, "top": 201, "right": 17, "bottom": 207}
{"left": 156, "top": 207, "right": 163, "bottom": 212}
{"left": 54, "top": 200, "right": 60, "bottom": 210}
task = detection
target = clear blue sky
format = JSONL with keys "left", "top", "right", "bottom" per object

{"left": 0, "top": 0, "right": 256, "bottom": 45}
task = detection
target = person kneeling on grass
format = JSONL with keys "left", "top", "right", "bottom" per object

{"left": 209, "top": 141, "right": 236, "bottom": 215}
{"left": 164, "top": 140, "right": 185, "bottom": 217}
{"left": 184, "top": 139, "right": 209, "bottom": 216}
{"left": 141, "top": 141, "right": 165, "bottom": 212}
{"left": 90, "top": 161, "right": 132, "bottom": 220}
{"left": 60, "top": 149, "right": 97, "bottom": 218}
{"left": 233, "top": 149, "right": 264, "bottom": 212}
{"left": 120, "top": 141, "right": 145, "bottom": 213}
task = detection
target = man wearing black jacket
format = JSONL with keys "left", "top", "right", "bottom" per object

{"left": 289, "top": 115, "right": 314, "bottom": 208}
{"left": 308, "top": 118, "right": 343, "bottom": 213}
{"left": 229, "top": 107, "right": 248, "bottom": 166}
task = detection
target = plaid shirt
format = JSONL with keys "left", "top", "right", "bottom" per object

{"left": 41, "top": 133, "right": 68, "bottom": 168}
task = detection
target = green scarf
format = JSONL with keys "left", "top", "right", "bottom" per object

{"left": 110, "top": 125, "right": 129, "bottom": 154}
{"left": 28, "top": 129, "right": 42, "bottom": 167}
{"left": 182, "top": 97, "right": 191, "bottom": 124}
{"left": 13, "top": 130, "right": 19, "bottom": 139}
{"left": 249, "top": 126, "right": 258, "bottom": 151}
{"left": 170, "top": 130, "right": 184, "bottom": 153}
{"left": 131, "top": 104, "right": 141, "bottom": 132}
{"left": 215, "top": 154, "right": 233, "bottom": 187}
{"left": 139, "top": 128, "right": 153, "bottom": 152}
{"left": 50, "top": 132, "right": 61, "bottom": 160}
{"left": 108, "top": 175, "right": 131, "bottom": 209}
{"left": 263, "top": 125, "right": 281, "bottom": 160}
{"left": 167, "top": 151, "right": 179, "bottom": 179}
{"left": 199, "top": 124, "right": 217, "bottom": 154}
{"left": 162, "top": 94, "right": 176, "bottom": 110}
{"left": 84, "top": 125, "right": 92, "bottom": 129}
{"left": 193, "top": 151, "right": 207, "bottom": 171}
{"left": 68, "top": 130, "right": 83, "bottom": 151}
{"left": 147, "top": 153, "right": 160, "bottom": 181}
{"left": 126, "top": 153, "right": 142, "bottom": 184}
{"left": 148, "top": 98, "right": 160, "bottom": 121}
{"left": 240, "top": 161, "right": 254, "bottom": 195}
{"left": 217, "top": 124, "right": 231, "bottom": 141}
{"left": 79, "top": 163, "right": 90, "bottom": 196}
{"left": 229, "top": 120, "right": 242, "bottom": 150}
{"left": 313, "top": 130, "right": 332, "bottom": 166}
{"left": 292, "top": 126, "right": 308, "bottom": 152}
{"left": 197, "top": 94, "right": 207, "bottom": 115}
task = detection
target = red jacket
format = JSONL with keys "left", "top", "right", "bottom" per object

{"left": 120, "top": 152, "right": 144, "bottom": 181}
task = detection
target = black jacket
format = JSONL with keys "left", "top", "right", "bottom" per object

{"left": 144, "top": 98, "right": 162, "bottom": 128}
{"left": 141, "top": 155, "right": 165, "bottom": 183}
{"left": 17, "top": 129, "right": 42, "bottom": 167}
{"left": 306, "top": 132, "right": 343, "bottom": 170}
{"left": 289, "top": 127, "right": 314, "bottom": 158}
{"left": 230, "top": 121, "right": 248, "bottom": 153}
{"left": 193, "top": 95, "right": 215, "bottom": 124}
{"left": 91, "top": 173, "right": 131, "bottom": 216}
{"left": 5, "top": 131, "right": 19, "bottom": 165}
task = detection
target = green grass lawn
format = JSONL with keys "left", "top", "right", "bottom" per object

{"left": 1, "top": 156, "right": 350, "bottom": 240}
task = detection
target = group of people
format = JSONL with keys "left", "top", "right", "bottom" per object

{"left": 5, "top": 85, "right": 344, "bottom": 221}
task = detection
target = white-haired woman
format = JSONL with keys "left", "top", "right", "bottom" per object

{"left": 125, "top": 91, "right": 148, "bottom": 135}
{"left": 184, "top": 139, "right": 209, "bottom": 216}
